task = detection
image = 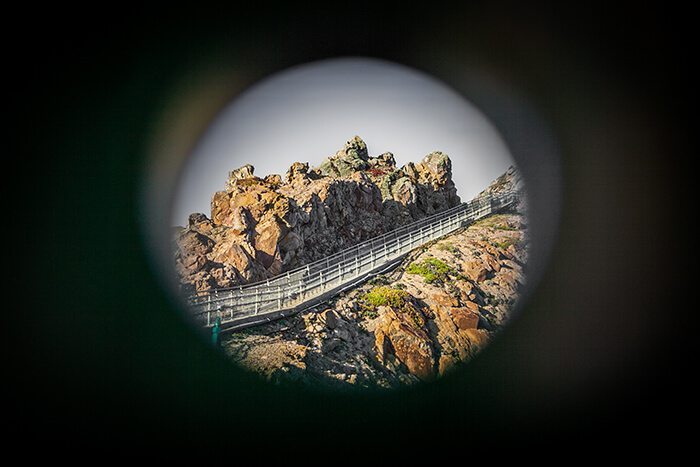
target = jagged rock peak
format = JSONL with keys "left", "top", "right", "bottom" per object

{"left": 229, "top": 164, "right": 254, "bottom": 180}
{"left": 188, "top": 212, "right": 209, "bottom": 228}
{"left": 375, "top": 152, "right": 396, "bottom": 167}
{"left": 479, "top": 165, "right": 523, "bottom": 197}
{"left": 317, "top": 136, "right": 371, "bottom": 177}
{"left": 344, "top": 135, "right": 369, "bottom": 161}
{"left": 286, "top": 161, "right": 310, "bottom": 183}
{"left": 422, "top": 151, "right": 451, "bottom": 174}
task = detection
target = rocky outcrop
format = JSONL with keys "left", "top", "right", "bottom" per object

{"left": 174, "top": 136, "right": 461, "bottom": 294}
{"left": 222, "top": 211, "right": 528, "bottom": 389}
{"left": 478, "top": 164, "right": 523, "bottom": 198}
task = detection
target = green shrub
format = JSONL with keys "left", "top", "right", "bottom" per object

{"left": 359, "top": 286, "right": 425, "bottom": 326}
{"left": 362, "top": 286, "right": 409, "bottom": 308}
{"left": 406, "top": 257, "right": 455, "bottom": 284}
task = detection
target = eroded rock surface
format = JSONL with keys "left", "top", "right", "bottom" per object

{"left": 174, "top": 136, "right": 460, "bottom": 294}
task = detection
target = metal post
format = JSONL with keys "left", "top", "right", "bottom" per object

{"left": 277, "top": 284, "right": 282, "bottom": 310}
{"left": 338, "top": 263, "right": 342, "bottom": 285}
{"left": 211, "top": 317, "right": 221, "bottom": 347}
{"left": 255, "top": 289, "right": 259, "bottom": 314}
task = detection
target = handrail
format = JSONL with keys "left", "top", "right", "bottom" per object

{"left": 198, "top": 192, "right": 472, "bottom": 293}
{"left": 185, "top": 190, "right": 518, "bottom": 328}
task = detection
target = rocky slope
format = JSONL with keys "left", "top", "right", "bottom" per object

{"left": 222, "top": 211, "right": 527, "bottom": 390}
{"left": 174, "top": 136, "right": 460, "bottom": 294}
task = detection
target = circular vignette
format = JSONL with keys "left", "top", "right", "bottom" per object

{"left": 139, "top": 56, "right": 562, "bottom": 387}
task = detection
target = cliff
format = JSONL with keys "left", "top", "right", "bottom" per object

{"left": 174, "top": 136, "right": 461, "bottom": 294}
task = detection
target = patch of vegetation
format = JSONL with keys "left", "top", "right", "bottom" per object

{"left": 437, "top": 242, "right": 460, "bottom": 254}
{"left": 471, "top": 217, "right": 495, "bottom": 228}
{"left": 472, "top": 214, "right": 510, "bottom": 229}
{"left": 358, "top": 286, "right": 424, "bottom": 326}
{"left": 406, "top": 257, "right": 455, "bottom": 284}
{"left": 494, "top": 225, "right": 517, "bottom": 231}
{"left": 493, "top": 238, "right": 517, "bottom": 250}
{"left": 362, "top": 286, "right": 409, "bottom": 308}
{"left": 358, "top": 307, "right": 379, "bottom": 319}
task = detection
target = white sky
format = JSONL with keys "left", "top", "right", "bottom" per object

{"left": 171, "top": 57, "right": 514, "bottom": 226}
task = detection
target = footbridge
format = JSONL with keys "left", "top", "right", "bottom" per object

{"left": 187, "top": 191, "right": 519, "bottom": 333}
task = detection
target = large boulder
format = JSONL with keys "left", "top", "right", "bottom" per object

{"left": 374, "top": 305, "right": 436, "bottom": 381}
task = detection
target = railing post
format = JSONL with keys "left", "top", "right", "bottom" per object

{"left": 255, "top": 289, "right": 259, "bottom": 314}
{"left": 277, "top": 284, "right": 282, "bottom": 310}
{"left": 338, "top": 263, "right": 342, "bottom": 285}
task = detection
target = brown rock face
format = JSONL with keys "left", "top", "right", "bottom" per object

{"left": 174, "top": 136, "right": 462, "bottom": 294}
{"left": 449, "top": 307, "right": 480, "bottom": 330}
{"left": 431, "top": 292, "right": 459, "bottom": 307}
{"left": 286, "top": 161, "right": 310, "bottom": 183}
{"left": 374, "top": 306, "right": 436, "bottom": 381}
